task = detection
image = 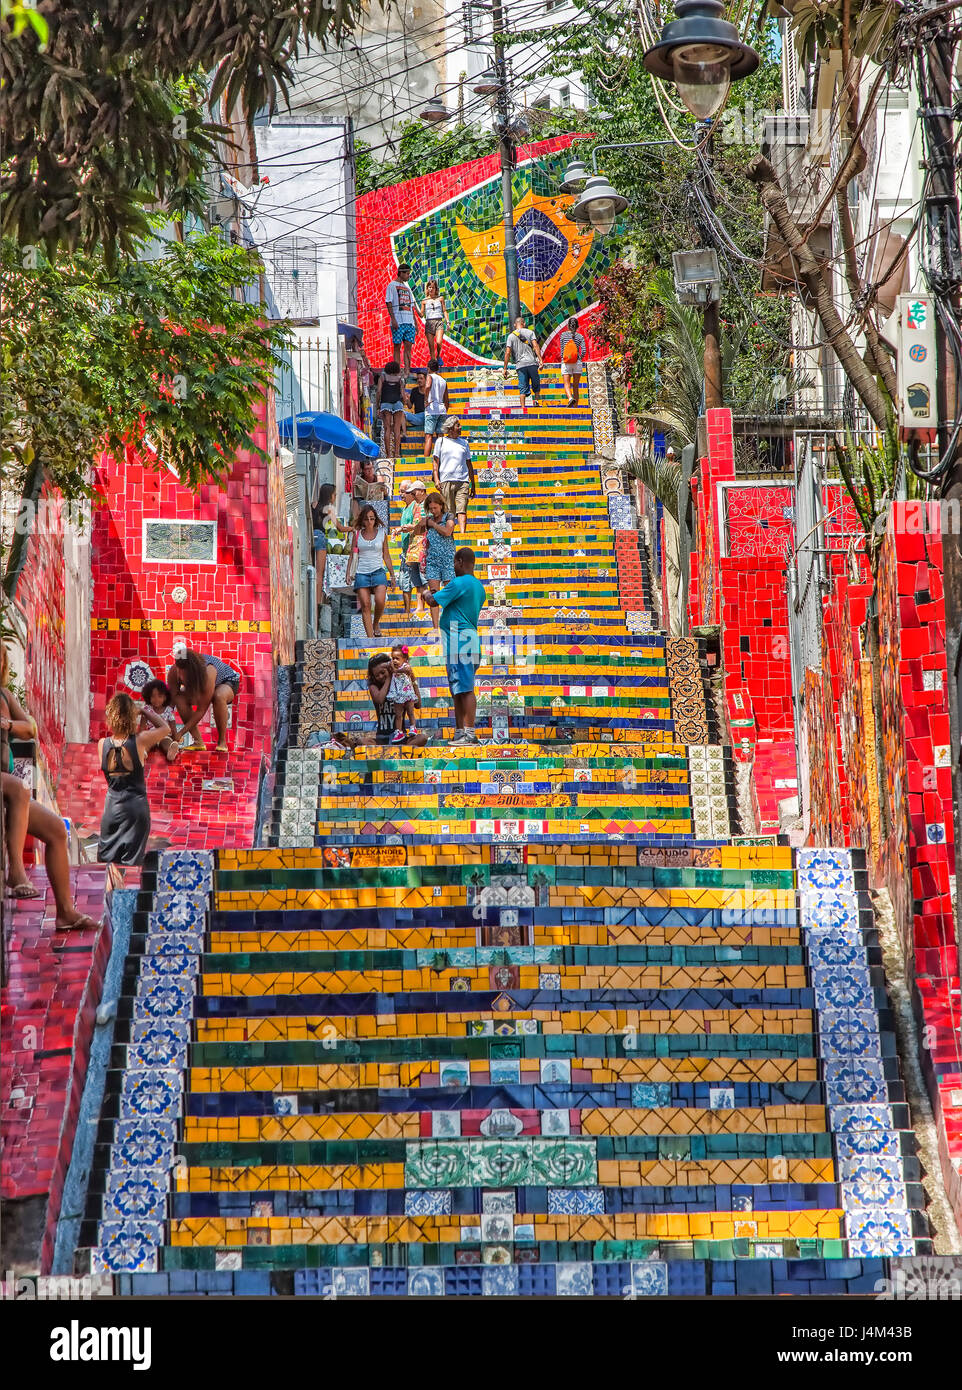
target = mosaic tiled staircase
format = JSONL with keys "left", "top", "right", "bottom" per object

{"left": 77, "top": 369, "right": 933, "bottom": 1295}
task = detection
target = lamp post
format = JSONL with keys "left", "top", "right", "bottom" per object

{"left": 419, "top": 0, "right": 521, "bottom": 326}
{"left": 489, "top": 0, "right": 520, "bottom": 324}
{"left": 642, "top": 0, "right": 759, "bottom": 120}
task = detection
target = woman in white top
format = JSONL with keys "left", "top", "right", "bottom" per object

{"left": 421, "top": 278, "right": 449, "bottom": 364}
{"left": 352, "top": 503, "right": 396, "bottom": 638}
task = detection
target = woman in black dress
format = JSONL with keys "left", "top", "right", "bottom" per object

{"left": 97, "top": 693, "right": 170, "bottom": 887}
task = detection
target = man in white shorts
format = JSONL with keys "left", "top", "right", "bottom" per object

{"left": 432, "top": 416, "right": 475, "bottom": 535}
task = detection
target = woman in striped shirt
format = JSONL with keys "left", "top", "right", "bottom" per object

{"left": 166, "top": 645, "right": 241, "bottom": 755}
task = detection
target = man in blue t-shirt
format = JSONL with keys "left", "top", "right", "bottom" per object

{"left": 425, "top": 546, "right": 486, "bottom": 743}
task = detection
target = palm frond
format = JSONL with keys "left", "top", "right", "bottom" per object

{"left": 626, "top": 449, "right": 682, "bottom": 523}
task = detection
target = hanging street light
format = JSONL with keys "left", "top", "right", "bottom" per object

{"left": 642, "top": 0, "right": 759, "bottom": 121}
{"left": 419, "top": 91, "right": 451, "bottom": 124}
{"left": 570, "top": 174, "right": 628, "bottom": 236}
{"left": 472, "top": 66, "right": 502, "bottom": 97}
{"left": 560, "top": 157, "right": 589, "bottom": 194}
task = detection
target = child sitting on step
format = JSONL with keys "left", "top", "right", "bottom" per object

{"left": 388, "top": 644, "right": 420, "bottom": 742}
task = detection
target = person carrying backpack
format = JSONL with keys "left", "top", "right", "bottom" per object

{"left": 559, "top": 315, "right": 587, "bottom": 407}
{"left": 504, "top": 316, "right": 543, "bottom": 408}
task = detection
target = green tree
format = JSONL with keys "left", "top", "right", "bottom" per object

{"left": 0, "top": 230, "right": 292, "bottom": 508}
{"left": 508, "top": 1, "right": 788, "bottom": 422}
{"left": 0, "top": 1, "right": 369, "bottom": 261}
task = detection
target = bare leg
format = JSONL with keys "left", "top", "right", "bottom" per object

{"left": 452, "top": 692, "right": 464, "bottom": 730}
{"left": 372, "top": 584, "right": 387, "bottom": 636}
{"left": 457, "top": 512, "right": 467, "bottom": 535}
{"left": 358, "top": 588, "right": 374, "bottom": 638}
{"left": 392, "top": 414, "right": 403, "bottom": 458}
{"left": 2, "top": 773, "right": 32, "bottom": 886}
{"left": 461, "top": 691, "right": 477, "bottom": 729}
{"left": 563, "top": 375, "right": 573, "bottom": 404}
{"left": 403, "top": 339, "right": 412, "bottom": 374}
{"left": 212, "top": 683, "right": 234, "bottom": 751}
{"left": 429, "top": 579, "right": 441, "bottom": 630}
{"left": 173, "top": 694, "right": 206, "bottom": 749}
{"left": 380, "top": 413, "right": 393, "bottom": 458}
{"left": 571, "top": 375, "right": 580, "bottom": 407}
{"left": 26, "top": 802, "right": 97, "bottom": 927}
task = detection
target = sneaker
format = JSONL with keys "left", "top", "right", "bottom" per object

{"left": 451, "top": 727, "right": 470, "bottom": 743}
{"left": 390, "top": 730, "right": 406, "bottom": 743}
{"left": 460, "top": 728, "right": 479, "bottom": 744}
{"left": 407, "top": 726, "right": 419, "bottom": 736}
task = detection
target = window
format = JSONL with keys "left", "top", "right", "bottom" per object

{"left": 143, "top": 520, "right": 217, "bottom": 564}
{"left": 558, "top": 85, "right": 570, "bottom": 107}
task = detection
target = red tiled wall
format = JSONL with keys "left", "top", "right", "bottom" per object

{"left": 90, "top": 393, "right": 291, "bottom": 756}
{"left": 13, "top": 481, "right": 67, "bottom": 785}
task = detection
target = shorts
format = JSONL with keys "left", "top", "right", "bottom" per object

{"left": 425, "top": 552, "right": 455, "bottom": 585}
{"left": 425, "top": 318, "right": 444, "bottom": 337}
{"left": 425, "top": 412, "right": 447, "bottom": 436}
{"left": 354, "top": 568, "right": 387, "bottom": 591}
{"left": 391, "top": 323, "right": 416, "bottom": 345}
{"left": 216, "top": 672, "right": 241, "bottom": 696}
{"left": 397, "top": 565, "right": 412, "bottom": 593}
{"left": 406, "top": 561, "right": 424, "bottom": 589}
{"left": 440, "top": 479, "right": 471, "bottom": 515}
{"left": 517, "top": 363, "right": 541, "bottom": 398}
{"left": 446, "top": 660, "right": 479, "bottom": 697}
{"left": 380, "top": 400, "right": 405, "bottom": 414}
{"left": 314, "top": 529, "right": 328, "bottom": 551}
{"left": 562, "top": 361, "right": 583, "bottom": 377}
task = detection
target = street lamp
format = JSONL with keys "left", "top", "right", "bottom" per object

{"left": 472, "top": 66, "right": 502, "bottom": 97}
{"left": 570, "top": 174, "right": 628, "bottom": 236}
{"left": 419, "top": 91, "right": 451, "bottom": 124}
{"left": 642, "top": 0, "right": 759, "bottom": 120}
{"left": 560, "top": 157, "right": 589, "bottom": 193}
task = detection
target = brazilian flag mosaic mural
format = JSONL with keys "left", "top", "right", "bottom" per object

{"left": 391, "top": 151, "right": 617, "bottom": 363}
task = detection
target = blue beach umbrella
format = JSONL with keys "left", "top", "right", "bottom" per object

{"left": 278, "top": 411, "right": 380, "bottom": 461}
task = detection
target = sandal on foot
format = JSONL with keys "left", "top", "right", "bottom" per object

{"left": 214, "top": 744, "right": 229, "bottom": 753}
{"left": 7, "top": 882, "right": 42, "bottom": 899}
{"left": 54, "top": 913, "right": 100, "bottom": 932}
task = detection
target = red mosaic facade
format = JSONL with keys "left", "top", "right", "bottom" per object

{"left": 12, "top": 480, "right": 67, "bottom": 787}
{"left": 90, "top": 392, "right": 293, "bottom": 753}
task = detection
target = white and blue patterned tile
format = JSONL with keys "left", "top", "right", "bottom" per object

{"left": 824, "top": 1058, "right": 888, "bottom": 1106}
{"left": 481, "top": 1265, "right": 519, "bottom": 1297}
{"left": 404, "top": 1190, "right": 452, "bottom": 1217}
{"left": 807, "top": 929, "right": 866, "bottom": 970}
{"left": 811, "top": 966, "right": 873, "bottom": 1010}
{"left": 819, "top": 1009, "right": 882, "bottom": 1058}
{"left": 797, "top": 847, "right": 853, "bottom": 892}
{"left": 331, "top": 1268, "right": 370, "bottom": 1298}
{"left": 839, "top": 1156, "right": 909, "bottom": 1212}
{"left": 630, "top": 1261, "right": 668, "bottom": 1297}
{"left": 139, "top": 947, "right": 201, "bottom": 980}
{"left": 407, "top": 1268, "right": 445, "bottom": 1297}
{"left": 119, "top": 1068, "right": 182, "bottom": 1121}
{"left": 144, "top": 929, "right": 204, "bottom": 956}
{"left": 845, "top": 1209, "right": 916, "bottom": 1256}
{"left": 127, "top": 1020, "right": 191, "bottom": 1070}
{"left": 102, "top": 1168, "right": 168, "bottom": 1222}
{"left": 134, "top": 975, "right": 194, "bottom": 1020}
{"left": 800, "top": 891, "right": 860, "bottom": 932}
{"left": 148, "top": 894, "right": 208, "bottom": 931}
{"left": 92, "top": 1222, "right": 164, "bottom": 1273}
{"left": 547, "top": 1187, "right": 605, "bottom": 1215}
{"left": 156, "top": 851, "right": 213, "bottom": 895}
{"left": 110, "top": 1118, "right": 178, "bottom": 1171}
{"left": 556, "top": 1262, "right": 593, "bottom": 1296}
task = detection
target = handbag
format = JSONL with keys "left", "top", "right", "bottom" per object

{"left": 345, "top": 532, "right": 359, "bottom": 586}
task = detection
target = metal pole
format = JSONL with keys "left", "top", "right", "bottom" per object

{"left": 491, "top": 0, "right": 521, "bottom": 326}
{"left": 918, "top": 14, "right": 962, "bottom": 940}
{"left": 698, "top": 131, "right": 723, "bottom": 410}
